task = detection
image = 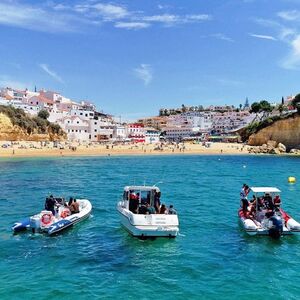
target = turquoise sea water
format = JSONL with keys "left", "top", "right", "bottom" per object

{"left": 1, "top": 155, "right": 300, "bottom": 300}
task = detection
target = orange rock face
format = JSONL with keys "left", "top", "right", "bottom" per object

{"left": 248, "top": 115, "right": 300, "bottom": 149}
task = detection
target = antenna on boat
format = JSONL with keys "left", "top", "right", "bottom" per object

{"left": 153, "top": 181, "right": 163, "bottom": 187}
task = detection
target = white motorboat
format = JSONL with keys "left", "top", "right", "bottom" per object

{"left": 117, "top": 186, "right": 179, "bottom": 238}
{"left": 12, "top": 197, "right": 92, "bottom": 235}
{"left": 238, "top": 187, "right": 300, "bottom": 238}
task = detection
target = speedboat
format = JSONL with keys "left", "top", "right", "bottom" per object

{"left": 117, "top": 185, "right": 179, "bottom": 238}
{"left": 12, "top": 197, "right": 92, "bottom": 235}
{"left": 238, "top": 187, "right": 300, "bottom": 238}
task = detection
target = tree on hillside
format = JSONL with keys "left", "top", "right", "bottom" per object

{"left": 259, "top": 100, "right": 273, "bottom": 119}
{"left": 250, "top": 102, "right": 261, "bottom": 122}
{"left": 278, "top": 104, "right": 284, "bottom": 115}
{"left": 239, "top": 103, "right": 242, "bottom": 111}
{"left": 38, "top": 109, "right": 50, "bottom": 120}
{"left": 292, "top": 94, "right": 300, "bottom": 113}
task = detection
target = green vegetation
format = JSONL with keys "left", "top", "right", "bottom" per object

{"left": 292, "top": 94, "right": 300, "bottom": 113}
{"left": 37, "top": 109, "right": 50, "bottom": 120}
{"left": 240, "top": 112, "right": 295, "bottom": 142}
{"left": 250, "top": 100, "right": 273, "bottom": 121}
{"left": 0, "top": 105, "right": 65, "bottom": 136}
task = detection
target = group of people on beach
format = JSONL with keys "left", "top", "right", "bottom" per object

{"left": 128, "top": 191, "right": 177, "bottom": 215}
{"left": 44, "top": 195, "right": 80, "bottom": 217}
{"left": 240, "top": 184, "right": 281, "bottom": 220}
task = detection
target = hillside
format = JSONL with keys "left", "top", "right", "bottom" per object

{"left": 246, "top": 114, "right": 300, "bottom": 150}
{"left": 0, "top": 105, "right": 66, "bottom": 141}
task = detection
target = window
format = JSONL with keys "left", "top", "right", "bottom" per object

{"left": 94, "top": 129, "right": 97, "bottom": 132}
{"left": 77, "top": 121, "right": 79, "bottom": 124}
{"left": 80, "top": 112, "right": 83, "bottom": 115}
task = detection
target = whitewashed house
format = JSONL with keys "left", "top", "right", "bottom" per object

{"left": 58, "top": 116, "right": 90, "bottom": 141}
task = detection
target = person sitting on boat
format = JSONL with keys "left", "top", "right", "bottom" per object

{"left": 70, "top": 199, "right": 80, "bottom": 214}
{"left": 159, "top": 204, "right": 168, "bottom": 214}
{"left": 264, "top": 193, "right": 274, "bottom": 211}
{"left": 138, "top": 203, "right": 148, "bottom": 214}
{"left": 44, "top": 195, "right": 57, "bottom": 216}
{"left": 129, "top": 191, "right": 138, "bottom": 200}
{"left": 274, "top": 195, "right": 281, "bottom": 210}
{"left": 168, "top": 205, "right": 177, "bottom": 215}
{"left": 146, "top": 203, "right": 156, "bottom": 214}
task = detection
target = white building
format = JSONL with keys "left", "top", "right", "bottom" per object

{"left": 167, "top": 111, "right": 213, "bottom": 133}
{"left": 58, "top": 116, "right": 90, "bottom": 141}
{"left": 145, "top": 128, "right": 160, "bottom": 144}
{"left": 164, "top": 126, "right": 200, "bottom": 140}
{"left": 211, "top": 111, "right": 255, "bottom": 134}
{"left": 113, "top": 125, "right": 127, "bottom": 141}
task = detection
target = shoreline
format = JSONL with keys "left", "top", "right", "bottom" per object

{"left": 0, "top": 141, "right": 298, "bottom": 158}
{"left": 0, "top": 141, "right": 250, "bottom": 158}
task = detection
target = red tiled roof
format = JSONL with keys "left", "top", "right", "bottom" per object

{"left": 38, "top": 95, "right": 54, "bottom": 104}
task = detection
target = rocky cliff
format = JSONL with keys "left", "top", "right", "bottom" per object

{"left": 248, "top": 115, "right": 300, "bottom": 150}
{"left": 0, "top": 113, "right": 65, "bottom": 141}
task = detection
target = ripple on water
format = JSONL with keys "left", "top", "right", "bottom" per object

{"left": 1, "top": 155, "right": 300, "bottom": 299}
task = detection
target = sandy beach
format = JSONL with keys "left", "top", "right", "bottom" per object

{"left": 0, "top": 141, "right": 251, "bottom": 158}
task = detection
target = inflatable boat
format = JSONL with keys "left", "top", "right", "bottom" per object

{"left": 238, "top": 187, "right": 300, "bottom": 238}
{"left": 117, "top": 186, "right": 179, "bottom": 238}
{"left": 12, "top": 198, "right": 92, "bottom": 235}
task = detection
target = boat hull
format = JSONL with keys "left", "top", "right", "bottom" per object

{"left": 118, "top": 207, "right": 179, "bottom": 238}
{"left": 12, "top": 199, "right": 92, "bottom": 235}
{"left": 238, "top": 209, "right": 300, "bottom": 236}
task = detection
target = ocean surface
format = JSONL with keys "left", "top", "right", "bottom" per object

{"left": 1, "top": 155, "right": 300, "bottom": 300}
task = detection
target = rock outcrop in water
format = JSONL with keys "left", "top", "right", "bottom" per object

{"left": 247, "top": 114, "right": 300, "bottom": 151}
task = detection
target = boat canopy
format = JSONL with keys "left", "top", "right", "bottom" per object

{"left": 250, "top": 187, "right": 281, "bottom": 193}
{"left": 124, "top": 186, "right": 160, "bottom": 192}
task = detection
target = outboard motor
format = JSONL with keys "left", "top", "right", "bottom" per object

{"left": 268, "top": 215, "right": 283, "bottom": 239}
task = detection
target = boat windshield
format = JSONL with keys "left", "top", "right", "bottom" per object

{"left": 124, "top": 187, "right": 158, "bottom": 214}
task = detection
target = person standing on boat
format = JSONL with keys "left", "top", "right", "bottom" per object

{"left": 45, "top": 195, "right": 57, "bottom": 216}
{"left": 154, "top": 191, "right": 161, "bottom": 213}
{"left": 240, "top": 184, "right": 250, "bottom": 213}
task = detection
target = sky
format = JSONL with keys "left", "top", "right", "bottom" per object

{"left": 1, "top": 0, "right": 300, "bottom": 119}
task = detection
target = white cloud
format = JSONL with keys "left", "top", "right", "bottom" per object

{"left": 139, "top": 13, "right": 212, "bottom": 26}
{"left": 115, "top": 22, "right": 150, "bottom": 30}
{"left": 134, "top": 64, "right": 153, "bottom": 86}
{"left": 0, "top": 1, "right": 212, "bottom": 32}
{"left": 0, "top": 2, "right": 81, "bottom": 33}
{"left": 211, "top": 33, "right": 234, "bottom": 42}
{"left": 281, "top": 35, "right": 300, "bottom": 69}
{"left": 249, "top": 33, "right": 277, "bottom": 41}
{"left": 278, "top": 10, "right": 300, "bottom": 21}
{"left": 39, "top": 64, "right": 64, "bottom": 83}
{"left": 94, "top": 3, "right": 129, "bottom": 20}
{"left": 186, "top": 14, "right": 212, "bottom": 21}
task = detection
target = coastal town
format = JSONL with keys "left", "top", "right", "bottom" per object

{"left": 0, "top": 86, "right": 296, "bottom": 146}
